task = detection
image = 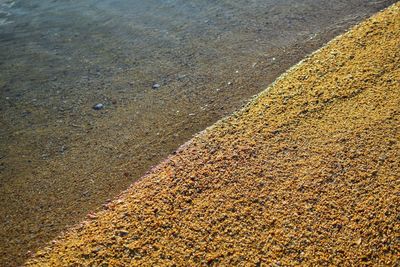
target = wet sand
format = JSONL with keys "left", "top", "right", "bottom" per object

{"left": 26, "top": 3, "right": 400, "bottom": 265}
{"left": 0, "top": 0, "right": 398, "bottom": 265}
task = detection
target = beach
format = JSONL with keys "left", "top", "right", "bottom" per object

{"left": 2, "top": 0, "right": 397, "bottom": 265}
{"left": 25, "top": 2, "right": 400, "bottom": 266}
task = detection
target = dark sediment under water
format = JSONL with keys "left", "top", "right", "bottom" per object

{"left": 0, "top": 0, "right": 396, "bottom": 265}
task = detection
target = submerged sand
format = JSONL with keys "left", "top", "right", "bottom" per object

{"left": 27, "top": 3, "right": 399, "bottom": 266}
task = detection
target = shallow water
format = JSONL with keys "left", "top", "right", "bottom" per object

{"left": 0, "top": 0, "right": 396, "bottom": 265}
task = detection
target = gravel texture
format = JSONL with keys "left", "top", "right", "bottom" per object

{"left": 27, "top": 3, "right": 399, "bottom": 266}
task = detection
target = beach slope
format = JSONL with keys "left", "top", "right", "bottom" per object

{"left": 27, "top": 3, "right": 399, "bottom": 266}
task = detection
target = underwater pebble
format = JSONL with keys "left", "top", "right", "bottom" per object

{"left": 93, "top": 103, "right": 104, "bottom": 110}
{"left": 152, "top": 83, "right": 161, "bottom": 89}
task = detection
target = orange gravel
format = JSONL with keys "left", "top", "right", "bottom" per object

{"left": 27, "top": 3, "right": 399, "bottom": 266}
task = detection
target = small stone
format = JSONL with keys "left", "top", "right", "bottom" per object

{"left": 60, "top": 145, "right": 67, "bottom": 154}
{"left": 92, "top": 247, "right": 102, "bottom": 253}
{"left": 271, "top": 130, "right": 280, "bottom": 135}
{"left": 93, "top": 103, "right": 104, "bottom": 110}
{"left": 87, "top": 213, "right": 97, "bottom": 220}
{"left": 228, "top": 81, "right": 233, "bottom": 85}
{"left": 115, "top": 199, "right": 124, "bottom": 204}
{"left": 152, "top": 83, "right": 161, "bottom": 89}
{"left": 118, "top": 230, "right": 129, "bottom": 237}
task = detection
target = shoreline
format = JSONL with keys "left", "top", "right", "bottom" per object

{"left": 26, "top": 2, "right": 399, "bottom": 265}
{"left": 3, "top": 1, "right": 398, "bottom": 266}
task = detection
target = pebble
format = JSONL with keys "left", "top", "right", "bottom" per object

{"left": 87, "top": 213, "right": 98, "bottom": 220}
{"left": 92, "top": 247, "right": 102, "bottom": 253}
{"left": 118, "top": 230, "right": 129, "bottom": 237}
{"left": 152, "top": 83, "right": 161, "bottom": 89}
{"left": 93, "top": 103, "right": 104, "bottom": 110}
{"left": 60, "top": 145, "right": 67, "bottom": 154}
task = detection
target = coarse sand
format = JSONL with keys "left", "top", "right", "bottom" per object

{"left": 26, "top": 3, "right": 399, "bottom": 266}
